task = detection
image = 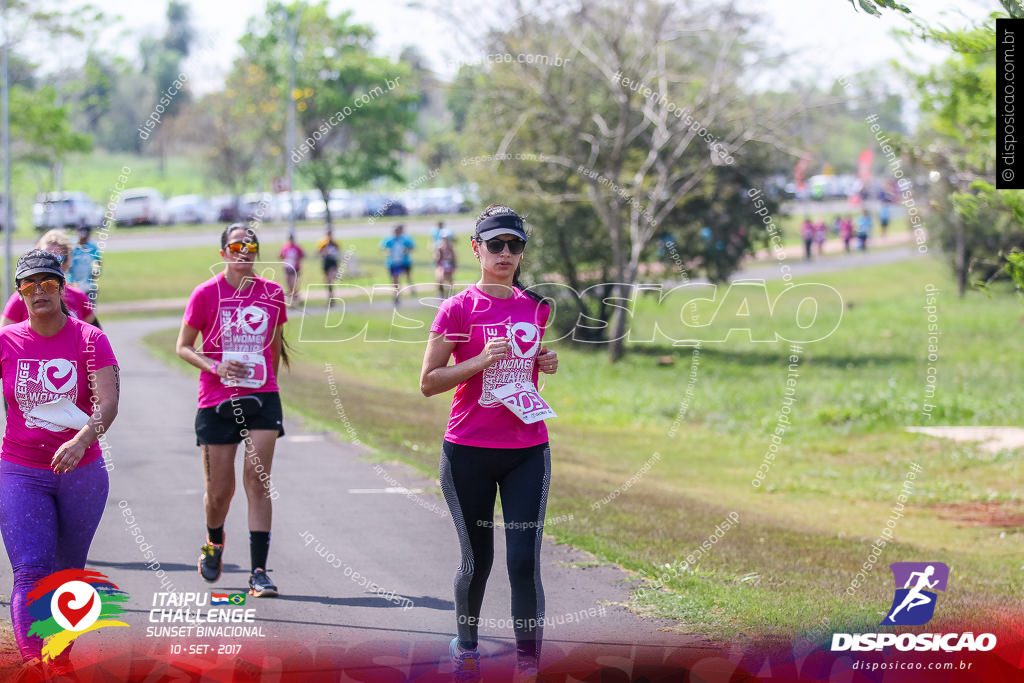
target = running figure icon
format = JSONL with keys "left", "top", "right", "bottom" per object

{"left": 886, "top": 565, "right": 939, "bottom": 622}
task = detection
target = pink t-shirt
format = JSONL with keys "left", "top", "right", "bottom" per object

{"left": 2, "top": 285, "right": 94, "bottom": 324}
{"left": 280, "top": 244, "right": 305, "bottom": 270}
{"left": 0, "top": 316, "right": 117, "bottom": 469}
{"left": 183, "top": 272, "right": 288, "bottom": 409}
{"left": 430, "top": 285, "right": 551, "bottom": 448}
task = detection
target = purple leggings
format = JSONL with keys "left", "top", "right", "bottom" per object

{"left": 0, "top": 457, "right": 108, "bottom": 660}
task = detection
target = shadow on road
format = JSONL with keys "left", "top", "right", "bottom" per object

{"left": 277, "top": 594, "right": 453, "bottom": 610}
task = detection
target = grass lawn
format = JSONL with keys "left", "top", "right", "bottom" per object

{"left": 92, "top": 220, "right": 912, "bottom": 304}
{"left": 95, "top": 233, "right": 480, "bottom": 302}
{"left": 142, "top": 254, "right": 1024, "bottom": 644}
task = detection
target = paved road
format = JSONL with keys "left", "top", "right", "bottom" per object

{"left": 0, "top": 316, "right": 708, "bottom": 678}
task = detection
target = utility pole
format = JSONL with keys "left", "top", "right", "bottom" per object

{"left": 286, "top": 9, "right": 298, "bottom": 240}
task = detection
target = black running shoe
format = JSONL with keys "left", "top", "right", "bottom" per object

{"left": 248, "top": 568, "right": 278, "bottom": 597}
{"left": 198, "top": 538, "right": 224, "bottom": 583}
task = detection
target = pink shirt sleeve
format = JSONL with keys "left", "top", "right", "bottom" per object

{"left": 184, "top": 284, "right": 209, "bottom": 331}
{"left": 430, "top": 296, "right": 467, "bottom": 341}
{"left": 2, "top": 293, "right": 26, "bottom": 323}
{"left": 84, "top": 326, "right": 118, "bottom": 372}
{"left": 266, "top": 281, "right": 288, "bottom": 326}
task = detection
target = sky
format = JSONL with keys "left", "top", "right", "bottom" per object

{"left": 42, "top": 0, "right": 997, "bottom": 94}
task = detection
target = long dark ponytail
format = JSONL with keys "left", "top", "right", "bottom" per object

{"left": 475, "top": 204, "right": 546, "bottom": 304}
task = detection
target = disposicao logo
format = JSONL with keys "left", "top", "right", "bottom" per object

{"left": 883, "top": 562, "right": 948, "bottom": 626}
{"left": 27, "top": 569, "right": 129, "bottom": 660}
{"left": 831, "top": 562, "right": 996, "bottom": 653}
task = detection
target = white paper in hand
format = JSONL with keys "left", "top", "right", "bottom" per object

{"left": 490, "top": 380, "right": 557, "bottom": 424}
{"left": 27, "top": 397, "right": 90, "bottom": 430}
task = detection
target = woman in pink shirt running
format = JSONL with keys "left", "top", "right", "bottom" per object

{"left": 421, "top": 204, "right": 558, "bottom": 683}
{"left": 0, "top": 249, "right": 119, "bottom": 676}
{"left": 176, "top": 224, "right": 288, "bottom": 598}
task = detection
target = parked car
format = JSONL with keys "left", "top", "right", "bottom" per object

{"left": 306, "top": 189, "right": 361, "bottom": 221}
{"left": 210, "top": 195, "right": 239, "bottom": 223}
{"left": 240, "top": 193, "right": 277, "bottom": 223}
{"left": 456, "top": 182, "right": 479, "bottom": 212}
{"left": 114, "top": 188, "right": 165, "bottom": 225}
{"left": 273, "top": 191, "right": 313, "bottom": 221}
{"left": 363, "top": 193, "right": 407, "bottom": 217}
{"left": 421, "top": 187, "right": 464, "bottom": 214}
{"left": 160, "top": 194, "right": 216, "bottom": 225}
{"left": 32, "top": 191, "right": 104, "bottom": 231}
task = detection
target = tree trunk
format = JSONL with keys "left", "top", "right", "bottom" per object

{"left": 554, "top": 225, "right": 594, "bottom": 328}
{"left": 956, "top": 218, "right": 967, "bottom": 297}
{"left": 318, "top": 186, "right": 333, "bottom": 231}
{"left": 608, "top": 233, "right": 643, "bottom": 363}
{"left": 603, "top": 204, "right": 628, "bottom": 362}
{"left": 608, "top": 285, "right": 629, "bottom": 363}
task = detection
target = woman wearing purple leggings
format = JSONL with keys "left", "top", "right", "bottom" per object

{"left": 0, "top": 250, "right": 119, "bottom": 676}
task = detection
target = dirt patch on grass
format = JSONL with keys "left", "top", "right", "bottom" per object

{"left": 906, "top": 426, "right": 1024, "bottom": 453}
{"left": 931, "top": 501, "right": 1024, "bottom": 527}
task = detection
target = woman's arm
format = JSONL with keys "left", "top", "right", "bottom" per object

{"left": 420, "top": 332, "right": 510, "bottom": 397}
{"left": 175, "top": 320, "right": 244, "bottom": 379}
{"left": 51, "top": 365, "right": 119, "bottom": 474}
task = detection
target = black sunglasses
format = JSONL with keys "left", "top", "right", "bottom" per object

{"left": 478, "top": 237, "right": 526, "bottom": 255}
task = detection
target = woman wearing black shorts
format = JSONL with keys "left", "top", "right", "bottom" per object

{"left": 175, "top": 224, "right": 288, "bottom": 596}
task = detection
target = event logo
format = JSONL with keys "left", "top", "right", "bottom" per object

{"left": 238, "top": 305, "right": 269, "bottom": 335}
{"left": 832, "top": 561, "right": 996, "bottom": 653}
{"left": 41, "top": 359, "right": 77, "bottom": 394}
{"left": 883, "top": 562, "right": 948, "bottom": 626}
{"left": 509, "top": 322, "right": 541, "bottom": 358}
{"left": 27, "top": 569, "right": 129, "bottom": 660}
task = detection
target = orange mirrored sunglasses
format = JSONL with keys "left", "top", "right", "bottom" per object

{"left": 225, "top": 241, "right": 259, "bottom": 255}
{"left": 18, "top": 279, "right": 61, "bottom": 297}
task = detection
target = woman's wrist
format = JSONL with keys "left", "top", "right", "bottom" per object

{"left": 208, "top": 360, "right": 219, "bottom": 376}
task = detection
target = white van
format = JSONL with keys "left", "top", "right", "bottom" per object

{"left": 114, "top": 188, "right": 165, "bottom": 225}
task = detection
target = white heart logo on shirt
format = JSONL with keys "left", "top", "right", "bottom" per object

{"left": 510, "top": 322, "right": 540, "bottom": 358}
{"left": 41, "top": 359, "right": 77, "bottom": 394}
{"left": 238, "top": 305, "right": 269, "bottom": 335}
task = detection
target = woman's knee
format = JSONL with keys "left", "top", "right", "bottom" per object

{"left": 506, "top": 547, "right": 538, "bottom": 584}
{"left": 11, "top": 563, "right": 50, "bottom": 589}
{"left": 205, "top": 484, "right": 234, "bottom": 511}
{"left": 242, "top": 463, "right": 272, "bottom": 491}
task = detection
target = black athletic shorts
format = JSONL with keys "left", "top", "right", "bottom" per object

{"left": 195, "top": 391, "right": 285, "bottom": 446}
{"left": 322, "top": 257, "right": 339, "bottom": 273}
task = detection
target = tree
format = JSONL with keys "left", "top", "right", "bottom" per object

{"left": 881, "top": 2, "right": 1024, "bottom": 295}
{"left": 845, "top": 0, "right": 910, "bottom": 15}
{"left": 139, "top": 0, "right": 194, "bottom": 170}
{"left": 10, "top": 86, "right": 92, "bottom": 188}
{"left": 451, "top": 0, "right": 800, "bottom": 361}
{"left": 2, "top": 1, "right": 105, "bottom": 184}
{"left": 239, "top": 1, "right": 418, "bottom": 229}
{"left": 183, "top": 61, "right": 271, "bottom": 208}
